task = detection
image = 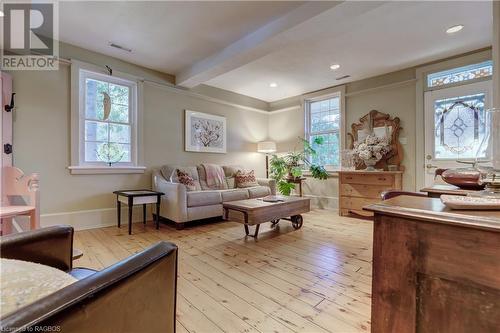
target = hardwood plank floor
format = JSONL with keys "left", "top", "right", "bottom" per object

{"left": 75, "top": 209, "right": 372, "bottom": 333}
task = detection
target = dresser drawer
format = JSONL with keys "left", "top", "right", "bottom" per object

{"left": 340, "top": 196, "right": 381, "bottom": 211}
{"left": 341, "top": 173, "right": 394, "bottom": 186}
{"left": 340, "top": 184, "right": 388, "bottom": 199}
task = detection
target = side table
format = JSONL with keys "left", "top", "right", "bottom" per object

{"left": 286, "top": 177, "right": 306, "bottom": 196}
{"left": 113, "top": 190, "right": 164, "bottom": 235}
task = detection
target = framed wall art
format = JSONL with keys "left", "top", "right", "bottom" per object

{"left": 185, "top": 110, "right": 227, "bottom": 153}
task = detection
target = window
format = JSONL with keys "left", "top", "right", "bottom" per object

{"left": 305, "top": 93, "right": 342, "bottom": 169}
{"left": 70, "top": 61, "right": 144, "bottom": 174}
{"left": 427, "top": 60, "right": 493, "bottom": 88}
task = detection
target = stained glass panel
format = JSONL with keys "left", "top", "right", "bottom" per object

{"left": 428, "top": 61, "right": 493, "bottom": 88}
{"left": 434, "top": 93, "right": 486, "bottom": 160}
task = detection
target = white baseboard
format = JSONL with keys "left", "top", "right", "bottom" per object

{"left": 39, "top": 197, "right": 337, "bottom": 231}
{"left": 41, "top": 206, "right": 153, "bottom": 231}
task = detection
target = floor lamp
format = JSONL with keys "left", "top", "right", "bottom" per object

{"left": 257, "top": 141, "right": 277, "bottom": 178}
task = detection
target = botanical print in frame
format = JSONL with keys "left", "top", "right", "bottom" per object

{"left": 185, "top": 110, "right": 227, "bottom": 153}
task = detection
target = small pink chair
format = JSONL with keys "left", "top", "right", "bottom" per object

{"left": 0, "top": 166, "right": 40, "bottom": 235}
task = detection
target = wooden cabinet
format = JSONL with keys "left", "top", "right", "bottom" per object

{"left": 338, "top": 170, "right": 402, "bottom": 217}
{"left": 366, "top": 196, "right": 500, "bottom": 333}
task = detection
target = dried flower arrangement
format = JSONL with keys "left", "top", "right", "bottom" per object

{"left": 353, "top": 134, "right": 392, "bottom": 171}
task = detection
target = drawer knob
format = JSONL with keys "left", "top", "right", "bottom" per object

{"left": 378, "top": 177, "right": 386, "bottom": 181}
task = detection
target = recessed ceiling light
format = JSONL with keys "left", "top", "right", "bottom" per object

{"left": 0, "top": 11, "right": 4, "bottom": 17}
{"left": 446, "top": 24, "right": 464, "bottom": 34}
{"left": 330, "top": 64, "right": 340, "bottom": 70}
{"left": 269, "top": 82, "right": 278, "bottom": 88}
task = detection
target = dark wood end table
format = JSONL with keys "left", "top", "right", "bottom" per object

{"left": 113, "top": 190, "right": 164, "bottom": 235}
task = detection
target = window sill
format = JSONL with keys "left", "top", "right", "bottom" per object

{"left": 68, "top": 166, "right": 146, "bottom": 175}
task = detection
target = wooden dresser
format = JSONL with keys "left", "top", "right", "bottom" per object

{"left": 338, "top": 170, "right": 402, "bottom": 217}
{"left": 366, "top": 196, "right": 500, "bottom": 333}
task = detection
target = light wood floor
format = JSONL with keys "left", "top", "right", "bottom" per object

{"left": 75, "top": 209, "right": 372, "bottom": 333}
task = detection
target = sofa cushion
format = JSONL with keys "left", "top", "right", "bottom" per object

{"left": 175, "top": 170, "right": 197, "bottom": 191}
{"left": 169, "top": 166, "right": 201, "bottom": 191}
{"left": 225, "top": 177, "right": 236, "bottom": 189}
{"left": 197, "top": 165, "right": 228, "bottom": 190}
{"left": 221, "top": 189, "right": 249, "bottom": 202}
{"left": 247, "top": 186, "right": 271, "bottom": 198}
{"left": 223, "top": 165, "right": 243, "bottom": 177}
{"left": 187, "top": 191, "right": 222, "bottom": 207}
{"left": 235, "top": 170, "right": 259, "bottom": 188}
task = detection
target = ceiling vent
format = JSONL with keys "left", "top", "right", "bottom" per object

{"left": 336, "top": 75, "right": 350, "bottom": 81}
{"left": 109, "top": 42, "right": 132, "bottom": 53}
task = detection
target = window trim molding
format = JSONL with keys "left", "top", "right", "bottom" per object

{"left": 303, "top": 87, "right": 346, "bottom": 171}
{"left": 69, "top": 59, "right": 145, "bottom": 174}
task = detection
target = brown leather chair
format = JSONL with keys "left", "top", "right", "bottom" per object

{"left": 381, "top": 190, "right": 427, "bottom": 200}
{"left": 0, "top": 225, "right": 178, "bottom": 333}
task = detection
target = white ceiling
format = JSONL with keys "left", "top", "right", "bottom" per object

{"left": 59, "top": 1, "right": 303, "bottom": 73}
{"left": 205, "top": 1, "right": 493, "bottom": 102}
{"left": 58, "top": 1, "right": 493, "bottom": 103}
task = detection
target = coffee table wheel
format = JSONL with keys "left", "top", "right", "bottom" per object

{"left": 271, "top": 219, "right": 280, "bottom": 227}
{"left": 291, "top": 215, "right": 303, "bottom": 229}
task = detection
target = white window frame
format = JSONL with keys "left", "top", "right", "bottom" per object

{"left": 69, "top": 60, "right": 145, "bottom": 174}
{"left": 304, "top": 90, "right": 345, "bottom": 171}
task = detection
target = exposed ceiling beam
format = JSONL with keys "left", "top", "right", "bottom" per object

{"left": 175, "top": 1, "right": 341, "bottom": 88}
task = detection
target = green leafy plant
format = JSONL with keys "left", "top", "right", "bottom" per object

{"left": 269, "top": 137, "right": 328, "bottom": 195}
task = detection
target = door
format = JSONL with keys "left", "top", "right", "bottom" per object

{"left": 424, "top": 80, "right": 492, "bottom": 186}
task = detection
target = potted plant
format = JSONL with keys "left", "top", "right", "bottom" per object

{"left": 269, "top": 137, "right": 328, "bottom": 195}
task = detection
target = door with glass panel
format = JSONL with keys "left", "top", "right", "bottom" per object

{"left": 424, "top": 80, "right": 492, "bottom": 186}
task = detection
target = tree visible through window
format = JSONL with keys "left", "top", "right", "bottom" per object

{"left": 82, "top": 72, "right": 136, "bottom": 166}
{"left": 305, "top": 95, "right": 341, "bottom": 168}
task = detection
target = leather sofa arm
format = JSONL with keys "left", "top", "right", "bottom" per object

{"left": 381, "top": 190, "right": 427, "bottom": 201}
{"left": 257, "top": 178, "right": 276, "bottom": 195}
{"left": 0, "top": 225, "right": 73, "bottom": 272}
{"left": 1, "top": 241, "right": 178, "bottom": 333}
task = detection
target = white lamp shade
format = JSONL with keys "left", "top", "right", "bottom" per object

{"left": 257, "top": 141, "right": 277, "bottom": 153}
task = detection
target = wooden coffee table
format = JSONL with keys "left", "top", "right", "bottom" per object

{"left": 223, "top": 196, "right": 310, "bottom": 237}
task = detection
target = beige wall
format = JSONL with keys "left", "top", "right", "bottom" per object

{"left": 345, "top": 69, "right": 417, "bottom": 191}
{"left": 268, "top": 69, "right": 417, "bottom": 207}
{"left": 9, "top": 45, "right": 268, "bottom": 217}
{"left": 7, "top": 42, "right": 492, "bottom": 222}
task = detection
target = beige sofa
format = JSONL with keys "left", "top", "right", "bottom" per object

{"left": 152, "top": 164, "right": 276, "bottom": 228}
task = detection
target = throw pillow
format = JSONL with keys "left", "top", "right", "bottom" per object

{"left": 235, "top": 170, "right": 259, "bottom": 188}
{"left": 177, "top": 170, "right": 197, "bottom": 191}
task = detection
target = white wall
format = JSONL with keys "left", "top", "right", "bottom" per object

{"left": 9, "top": 45, "right": 269, "bottom": 229}
{"left": 268, "top": 69, "right": 417, "bottom": 208}
{"left": 8, "top": 43, "right": 492, "bottom": 228}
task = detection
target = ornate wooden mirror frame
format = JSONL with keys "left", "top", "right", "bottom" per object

{"left": 347, "top": 110, "right": 404, "bottom": 171}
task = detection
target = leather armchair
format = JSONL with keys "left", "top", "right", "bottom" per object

{"left": 0, "top": 225, "right": 178, "bottom": 333}
{"left": 381, "top": 190, "right": 427, "bottom": 201}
